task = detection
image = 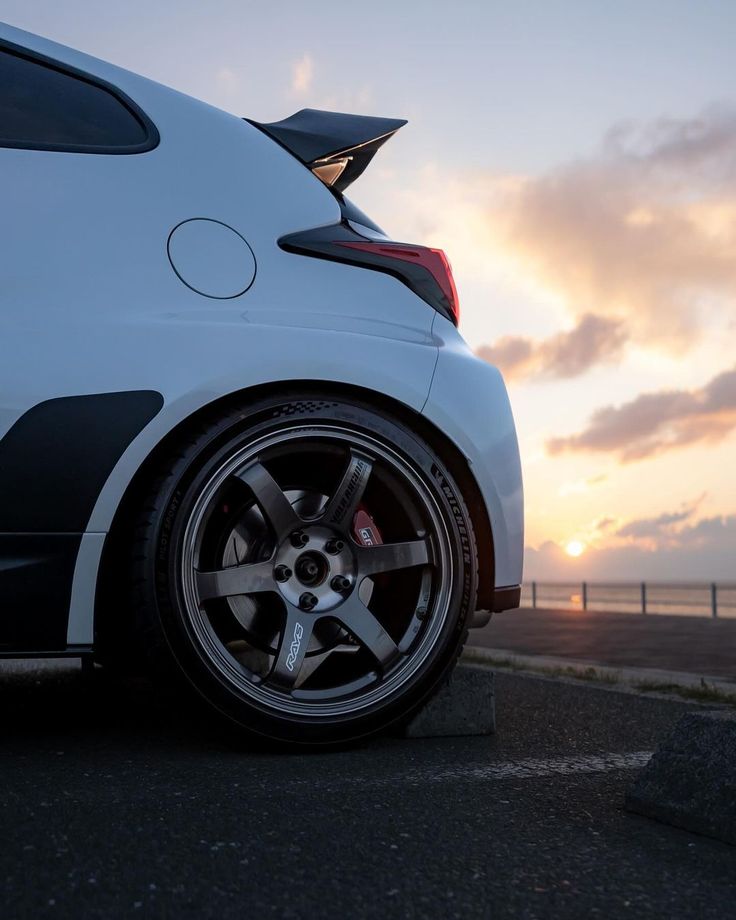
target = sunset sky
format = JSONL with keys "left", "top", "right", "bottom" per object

{"left": 7, "top": 0, "right": 736, "bottom": 579}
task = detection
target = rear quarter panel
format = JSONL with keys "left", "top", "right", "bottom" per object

{"left": 423, "top": 316, "right": 524, "bottom": 590}
{"left": 0, "top": 22, "right": 440, "bottom": 529}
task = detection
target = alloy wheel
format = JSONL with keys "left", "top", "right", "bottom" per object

{"left": 178, "top": 426, "right": 455, "bottom": 717}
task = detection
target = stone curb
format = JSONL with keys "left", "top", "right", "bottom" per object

{"left": 626, "top": 710, "right": 736, "bottom": 846}
{"left": 404, "top": 664, "right": 495, "bottom": 738}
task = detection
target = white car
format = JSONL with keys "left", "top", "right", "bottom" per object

{"left": 0, "top": 23, "right": 523, "bottom": 743}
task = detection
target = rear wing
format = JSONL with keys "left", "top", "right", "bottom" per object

{"left": 248, "top": 108, "right": 406, "bottom": 192}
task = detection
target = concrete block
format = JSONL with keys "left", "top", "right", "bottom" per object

{"left": 404, "top": 664, "right": 495, "bottom": 738}
{"left": 626, "top": 710, "right": 736, "bottom": 845}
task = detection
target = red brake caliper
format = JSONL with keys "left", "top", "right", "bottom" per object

{"left": 352, "top": 505, "right": 383, "bottom": 547}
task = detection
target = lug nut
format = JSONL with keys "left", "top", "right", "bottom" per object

{"left": 274, "top": 564, "right": 292, "bottom": 582}
{"left": 299, "top": 592, "right": 318, "bottom": 611}
{"left": 290, "top": 530, "right": 309, "bottom": 548}
{"left": 325, "top": 539, "right": 345, "bottom": 555}
{"left": 330, "top": 575, "right": 352, "bottom": 593}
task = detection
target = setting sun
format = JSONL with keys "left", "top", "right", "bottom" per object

{"left": 565, "top": 540, "right": 586, "bottom": 558}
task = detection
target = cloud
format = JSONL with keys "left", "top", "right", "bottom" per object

{"left": 557, "top": 474, "right": 608, "bottom": 497}
{"left": 476, "top": 313, "right": 627, "bottom": 381}
{"left": 547, "top": 365, "right": 736, "bottom": 461}
{"left": 497, "top": 107, "right": 736, "bottom": 349}
{"left": 291, "top": 54, "right": 314, "bottom": 95}
{"left": 594, "top": 516, "right": 616, "bottom": 532}
{"left": 615, "top": 496, "right": 705, "bottom": 542}
{"left": 390, "top": 108, "right": 736, "bottom": 379}
{"left": 525, "top": 513, "right": 736, "bottom": 581}
{"left": 616, "top": 508, "right": 695, "bottom": 539}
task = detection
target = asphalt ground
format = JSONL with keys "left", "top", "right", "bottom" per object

{"left": 470, "top": 607, "right": 736, "bottom": 680}
{"left": 2, "top": 659, "right": 735, "bottom": 919}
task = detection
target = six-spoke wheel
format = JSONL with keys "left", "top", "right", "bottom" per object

{"left": 131, "top": 394, "right": 478, "bottom": 743}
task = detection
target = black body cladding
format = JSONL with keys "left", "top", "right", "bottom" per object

{"left": 0, "top": 391, "right": 163, "bottom": 652}
{"left": 258, "top": 108, "right": 457, "bottom": 316}
{"left": 0, "top": 391, "right": 163, "bottom": 532}
{"left": 279, "top": 222, "right": 457, "bottom": 324}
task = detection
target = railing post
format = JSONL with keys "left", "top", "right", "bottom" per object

{"left": 532, "top": 581, "right": 537, "bottom": 609}
{"left": 641, "top": 582, "right": 647, "bottom": 615}
{"left": 582, "top": 581, "right": 588, "bottom": 611}
{"left": 711, "top": 583, "right": 718, "bottom": 619}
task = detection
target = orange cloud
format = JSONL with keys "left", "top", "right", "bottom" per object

{"left": 616, "top": 508, "right": 695, "bottom": 540}
{"left": 525, "top": 514, "right": 736, "bottom": 580}
{"left": 494, "top": 108, "right": 736, "bottom": 350}
{"left": 476, "top": 313, "right": 627, "bottom": 381}
{"left": 547, "top": 365, "right": 736, "bottom": 461}
{"left": 291, "top": 54, "right": 314, "bottom": 95}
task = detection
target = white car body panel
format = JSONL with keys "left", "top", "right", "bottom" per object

{"left": 0, "top": 23, "right": 523, "bottom": 652}
{"left": 424, "top": 316, "right": 524, "bottom": 588}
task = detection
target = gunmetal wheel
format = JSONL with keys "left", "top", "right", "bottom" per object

{"left": 132, "top": 394, "right": 477, "bottom": 744}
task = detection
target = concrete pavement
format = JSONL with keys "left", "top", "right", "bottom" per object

{"left": 1, "top": 659, "right": 734, "bottom": 919}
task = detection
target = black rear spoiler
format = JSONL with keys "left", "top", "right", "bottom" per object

{"left": 248, "top": 108, "right": 406, "bottom": 192}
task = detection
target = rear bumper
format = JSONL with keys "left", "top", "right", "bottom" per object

{"left": 471, "top": 585, "right": 522, "bottom": 627}
{"left": 492, "top": 584, "right": 522, "bottom": 612}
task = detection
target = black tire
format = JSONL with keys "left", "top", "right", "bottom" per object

{"left": 129, "top": 392, "right": 478, "bottom": 745}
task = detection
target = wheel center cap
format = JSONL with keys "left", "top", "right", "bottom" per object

{"left": 294, "top": 551, "right": 328, "bottom": 587}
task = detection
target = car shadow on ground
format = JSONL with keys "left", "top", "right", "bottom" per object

{"left": 0, "top": 659, "right": 428, "bottom": 759}
{"left": 0, "top": 660, "right": 276, "bottom": 754}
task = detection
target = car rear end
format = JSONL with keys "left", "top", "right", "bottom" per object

{"left": 251, "top": 107, "right": 524, "bottom": 615}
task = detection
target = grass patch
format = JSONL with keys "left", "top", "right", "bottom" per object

{"left": 462, "top": 653, "right": 528, "bottom": 672}
{"left": 543, "top": 665, "right": 619, "bottom": 685}
{"left": 463, "top": 650, "right": 736, "bottom": 705}
{"left": 633, "top": 679, "right": 736, "bottom": 706}
{"left": 462, "top": 651, "right": 619, "bottom": 685}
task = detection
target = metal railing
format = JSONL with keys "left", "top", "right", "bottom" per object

{"left": 521, "top": 581, "right": 736, "bottom": 618}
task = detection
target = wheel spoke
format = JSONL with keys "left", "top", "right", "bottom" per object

{"left": 195, "top": 560, "right": 274, "bottom": 601}
{"left": 236, "top": 461, "right": 302, "bottom": 539}
{"left": 356, "top": 538, "right": 432, "bottom": 578}
{"left": 321, "top": 449, "right": 373, "bottom": 528}
{"left": 293, "top": 643, "right": 359, "bottom": 688}
{"left": 270, "top": 605, "right": 316, "bottom": 690}
{"left": 337, "top": 596, "right": 400, "bottom": 668}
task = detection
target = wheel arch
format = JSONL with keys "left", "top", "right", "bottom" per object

{"left": 93, "top": 380, "right": 495, "bottom": 656}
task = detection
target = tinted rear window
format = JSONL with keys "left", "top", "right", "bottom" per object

{"left": 0, "top": 46, "right": 154, "bottom": 152}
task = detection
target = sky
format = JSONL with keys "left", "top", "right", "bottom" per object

{"left": 4, "top": 0, "right": 736, "bottom": 580}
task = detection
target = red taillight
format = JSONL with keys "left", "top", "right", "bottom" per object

{"left": 335, "top": 241, "right": 460, "bottom": 325}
